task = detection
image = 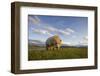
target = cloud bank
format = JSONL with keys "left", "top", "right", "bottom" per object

{"left": 29, "top": 15, "right": 75, "bottom": 36}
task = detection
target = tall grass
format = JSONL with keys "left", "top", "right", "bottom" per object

{"left": 28, "top": 47, "right": 88, "bottom": 60}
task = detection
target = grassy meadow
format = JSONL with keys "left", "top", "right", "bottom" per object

{"left": 28, "top": 45, "right": 88, "bottom": 60}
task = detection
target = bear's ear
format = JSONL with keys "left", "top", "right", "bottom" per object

{"left": 60, "top": 40, "right": 62, "bottom": 43}
{"left": 54, "top": 35, "right": 59, "bottom": 38}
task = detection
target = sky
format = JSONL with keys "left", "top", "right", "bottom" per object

{"left": 28, "top": 15, "right": 88, "bottom": 46}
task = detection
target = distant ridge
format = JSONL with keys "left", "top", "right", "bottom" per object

{"left": 28, "top": 39, "right": 88, "bottom": 48}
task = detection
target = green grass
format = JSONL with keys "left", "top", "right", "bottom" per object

{"left": 28, "top": 46, "right": 88, "bottom": 60}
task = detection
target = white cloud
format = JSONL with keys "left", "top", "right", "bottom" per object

{"left": 63, "top": 42, "right": 71, "bottom": 45}
{"left": 58, "top": 30, "right": 70, "bottom": 35}
{"left": 29, "top": 16, "right": 75, "bottom": 36}
{"left": 29, "top": 16, "right": 41, "bottom": 25}
{"left": 79, "top": 41, "right": 87, "bottom": 46}
{"left": 33, "top": 29, "right": 53, "bottom": 36}
{"left": 43, "top": 26, "right": 58, "bottom": 32}
{"left": 57, "top": 28, "right": 75, "bottom": 35}
{"left": 65, "top": 28, "right": 75, "bottom": 33}
{"left": 84, "top": 36, "right": 88, "bottom": 40}
{"left": 42, "top": 25, "right": 75, "bottom": 36}
{"left": 72, "top": 35, "right": 76, "bottom": 38}
{"left": 34, "top": 16, "right": 41, "bottom": 22}
{"left": 78, "top": 36, "right": 88, "bottom": 46}
{"left": 29, "top": 16, "right": 76, "bottom": 37}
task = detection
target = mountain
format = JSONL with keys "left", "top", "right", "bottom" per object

{"left": 28, "top": 39, "right": 88, "bottom": 48}
{"left": 28, "top": 40, "right": 45, "bottom": 47}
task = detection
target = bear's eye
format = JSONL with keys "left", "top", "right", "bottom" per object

{"left": 60, "top": 40, "right": 62, "bottom": 42}
{"left": 55, "top": 42, "right": 57, "bottom": 44}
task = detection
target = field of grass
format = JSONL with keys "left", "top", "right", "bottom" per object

{"left": 28, "top": 46, "right": 88, "bottom": 60}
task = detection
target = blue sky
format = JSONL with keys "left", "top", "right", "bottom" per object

{"left": 28, "top": 15, "right": 88, "bottom": 46}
